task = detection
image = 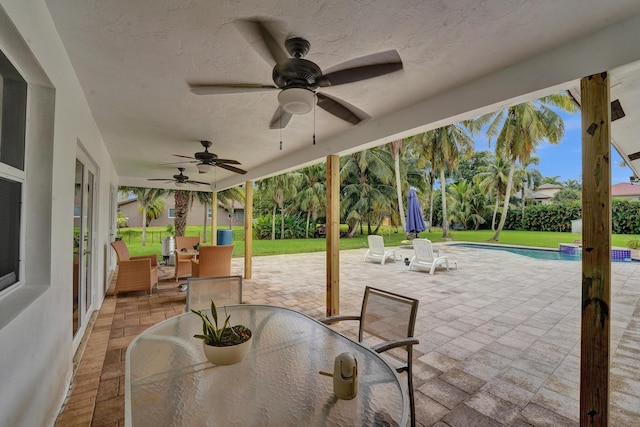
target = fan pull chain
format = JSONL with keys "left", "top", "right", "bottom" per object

{"left": 312, "top": 102, "right": 316, "bottom": 145}
{"left": 280, "top": 113, "right": 283, "bottom": 151}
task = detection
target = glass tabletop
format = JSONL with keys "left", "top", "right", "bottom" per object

{"left": 125, "top": 305, "right": 408, "bottom": 426}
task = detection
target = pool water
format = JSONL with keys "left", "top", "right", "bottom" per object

{"left": 450, "top": 243, "right": 634, "bottom": 262}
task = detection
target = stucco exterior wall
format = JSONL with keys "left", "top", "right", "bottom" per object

{"left": 0, "top": 2, "right": 118, "bottom": 426}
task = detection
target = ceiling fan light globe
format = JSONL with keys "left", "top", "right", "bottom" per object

{"left": 196, "top": 163, "right": 213, "bottom": 173}
{"left": 278, "top": 88, "right": 316, "bottom": 114}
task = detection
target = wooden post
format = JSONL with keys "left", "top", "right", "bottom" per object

{"left": 326, "top": 155, "right": 340, "bottom": 316}
{"left": 244, "top": 181, "right": 253, "bottom": 279}
{"left": 580, "top": 72, "right": 611, "bottom": 427}
{"left": 211, "top": 192, "right": 218, "bottom": 245}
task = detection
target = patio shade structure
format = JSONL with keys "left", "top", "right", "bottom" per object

{"left": 405, "top": 187, "right": 426, "bottom": 235}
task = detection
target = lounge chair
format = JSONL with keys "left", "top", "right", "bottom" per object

{"left": 408, "top": 238, "right": 449, "bottom": 274}
{"left": 364, "top": 235, "right": 400, "bottom": 265}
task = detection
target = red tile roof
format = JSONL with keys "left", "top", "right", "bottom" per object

{"left": 612, "top": 183, "right": 640, "bottom": 196}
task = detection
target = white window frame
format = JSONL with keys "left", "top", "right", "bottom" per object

{"left": 168, "top": 208, "right": 175, "bottom": 219}
{"left": 0, "top": 50, "right": 27, "bottom": 294}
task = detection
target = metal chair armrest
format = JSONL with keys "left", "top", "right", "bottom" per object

{"left": 371, "top": 338, "right": 419, "bottom": 353}
{"left": 318, "top": 315, "right": 361, "bottom": 325}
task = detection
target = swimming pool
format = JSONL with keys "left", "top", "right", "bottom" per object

{"left": 450, "top": 243, "right": 634, "bottom": 262}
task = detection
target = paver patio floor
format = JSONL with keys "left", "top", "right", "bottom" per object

{"left": 56, "top": 243, "right": 640, "bottom": 426}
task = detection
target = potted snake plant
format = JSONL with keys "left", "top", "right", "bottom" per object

{"left": 191, "top": 300, "right": 252, "bottom": 365}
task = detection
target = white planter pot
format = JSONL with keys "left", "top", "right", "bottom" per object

{"left": 202, "top": 336, "right": 252, "bottom": 365}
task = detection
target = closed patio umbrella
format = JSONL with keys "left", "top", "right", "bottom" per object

{"left": 405, "top": 187, "right": 426, "bottom": 235}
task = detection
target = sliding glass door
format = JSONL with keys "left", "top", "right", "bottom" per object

{"left": 73, "top": 156, "right": 96, "bottom": 337}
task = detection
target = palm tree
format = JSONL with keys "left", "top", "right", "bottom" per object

{"left": 192, "top": 191, "right": 212, "bottom": 242}
{"left": 291, "top": 164, "right": 326, "bottom": 238}
{"left": 513, "top": 156, "right": 540, "bottom": 218}
{"left": 118, "top": 186, "right": 168, "bottom": 246}
{"left": 137, "top": 196, "right": 165, "bottom": 227}
{"left": 218, "top": 186, "right": 246, "bottom": 230}
{"left": 173, "top": 189, "right": 191, "bottom": 237}
{"left": 259, "top": 173, "right": 301, "bottom": 240}
{"left": 485, "top": 94, "right": 577, "bottom": 241}
{"left": 340, "top": 148, "right": 395, "bottom": 237}
{"left": 389, "top": 139, "right": 407, "bottom": 231}
{"left": 475, "top": 154, "right": 511, "bottom": 231}
{"left": 411, "top": 123, "right": 476, "bottom": 239}
{"left": 447, "top": 180, "right": 486, "bottom": 230}
{"left": 406, "top": 134, "right": 436, "bottom": 232}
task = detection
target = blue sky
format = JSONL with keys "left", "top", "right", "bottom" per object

{"left": 473, "top": 109, "right": 633, "bottom": 185}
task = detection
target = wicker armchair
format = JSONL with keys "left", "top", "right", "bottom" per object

{"left": 191, "top": 245, "right": 233, "bottom": 278}
{"left": 110, "top": 240, "right": 158, "bottom": 296}
{"left": 174, "top": 236, "right": 201, "bottom": 282}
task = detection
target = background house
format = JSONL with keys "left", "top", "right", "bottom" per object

{"left": 612, "top": 182, "right": 640, "bottom": 200}
{"left": 118, "top": 195, "right": 245, "bottom": 228}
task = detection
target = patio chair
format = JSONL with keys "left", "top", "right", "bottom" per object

{"left": 185, "top": 275, "right": 243, "bottom": 312}
{"left": 110, "top": 240, "right": 158, "bottom": 296}
{"left": 191, "top": 245, "right": 234, "bottom": 278}
{"left": 408, "top": 238, "right": 449, "bottom": 274}
{"left": 320, "top": 286, "right": 419, "bottom": 427}
{"left": 174, "top": 236, "right": 200, "bottom": 282}
{"left": 364, "top": 235, "right": 400, "bottom": 265}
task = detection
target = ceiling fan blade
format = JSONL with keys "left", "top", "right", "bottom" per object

{"left": 217, "top": 163, "right": 247, "bottom": 175}
{"left": 316, "top": 50, "right": 403, "bottom": 87}
{"left": 186, "top": 180, "right": 210, "bottom": 186}
{"left": 269, "top": 106, "right": 293, "bottom": 129}
{"left": 215, "top": 159, "right": 242, "bottom": 165}
{"left": 189, "top": 84, "right": 278, "bottom": 95}
{"left": 172, "top": 154, "right": 197, "bottom": 160}
{"left": 147, "top": 179, "right": 174, "bottom": 182}
{"left": 234, "top": 19, "right": 289, "bottom": 67}
{"left": 316, "top": 93, "right": 370, "bottom": 125}
{"left": 161, "top": 160, "right": 197, "bottom": 166}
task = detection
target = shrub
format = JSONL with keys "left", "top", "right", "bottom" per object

{"left": 626, "top": 237, "right": 640, "bottom": 249}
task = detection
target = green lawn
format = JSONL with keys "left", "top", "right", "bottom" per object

{"left": 119, "top": 225, "right": 639, "bottom": 259}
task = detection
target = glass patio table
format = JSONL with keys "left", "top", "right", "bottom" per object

{"left": 125, "top": 305, "right": 408, "bottom": 426}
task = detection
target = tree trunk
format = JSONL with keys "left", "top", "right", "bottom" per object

{"left": 347, "top": 220, "right": 359, "bottom": 238}
{"left": 305, "top": 210, "right": 311, "bottom": 239}
{"left": 280, "top": 206, "right": 285, "bottom": 240}
{"left": 491, "top": 194, "right": 499, "bottom": 232}
{"left": 490, "top": 162, "right": 515, "bottom": 241}
{"left": 271, "top": 204, "right": 276, "bottom": 240}
{"left": 141, "top": 204, "right": 148, "bottom": 246}
{"left": 428, "top": 173, "right": 434, "bottom": 232}
{"left": 394, "top": 151, "right": 406, "bottom": 231}
{"left": 521, "top": 188, "right": 526, "bottom": 228}
{"left": 174, "top": 190, "right": 188, "bottom": 237}
{"left": 202, "top": 202, "right": 208, "bottom": 243}
{"left": 440, "top": 169, "right": 450, "bottom": 239}
{"left": 229, "top": 205, "right": 235, "bottom": 230}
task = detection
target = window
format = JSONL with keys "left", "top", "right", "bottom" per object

{"left": 235, "top": 211, "right": 244, "bottom": 221}
{"left": 0, "top": 49, "right": 27, "bottom": 293}
{"left": 168, "top": 208, "right": 175, "bottom": 218}
{"left": 207, "top": 207, "right": 212, "bottom": 219}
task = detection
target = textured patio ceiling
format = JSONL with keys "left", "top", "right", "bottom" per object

{"left": 44, "top": 0, "right": 640, "bottom": 190}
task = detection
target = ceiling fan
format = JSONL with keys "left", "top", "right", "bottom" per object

{"left": 147, "top": 167, "right": 209, "bottom": 187}
{"left": 189, "top": 19, "right": 403, "bottom": 129}
{"left": 168, "top": 140, "right": 247, "bottom": 174}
